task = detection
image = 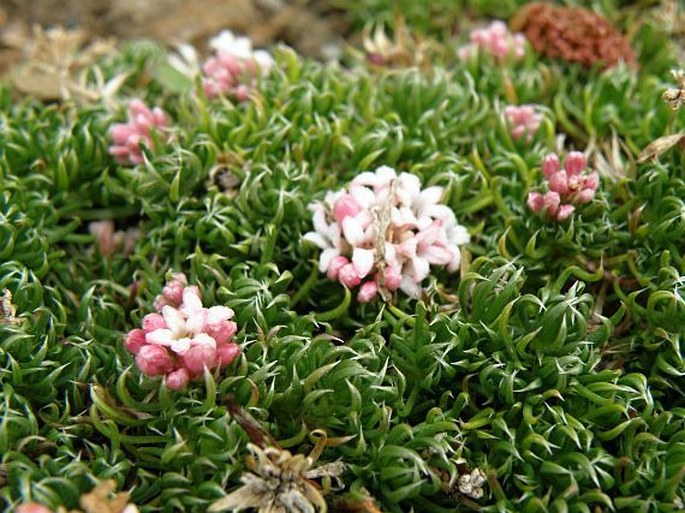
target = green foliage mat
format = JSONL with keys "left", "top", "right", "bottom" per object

{"left": 1, "top": 1, "right": 684, "bottom": 511}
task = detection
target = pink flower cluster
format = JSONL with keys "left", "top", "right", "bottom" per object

{"left": 458, "top": 21, "right": 526, "bottom": 61}
{"left": 109, "top": 100, "right": 170, "bottom": 165}
{"left": 304, "top": 166, "right": 470, "bottom": 302}
{"left": 527, "top": 152, "right": 599, "bottom": 222}
{"left": 504, "top": 105, "right": 543, "bottom": 142}
{"left": 202, "top": 30, "right": 274, "bottom": 100}
{"left": 124, "top": 273, "right": 240, "bottom": 390}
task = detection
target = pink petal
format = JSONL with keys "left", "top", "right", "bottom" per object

{"left": 124, "top": 329, "right": 146, "bottom": 355}
{"left": 548, "top": 170, "right": 569, "bottom": 194}
{"left": 207, "top": 321, "right": 238, "bottom": 344}
{"left": 421, "top": 245, "right": 454, "bottom": 265}
{"left": 327, "top": 255, "right": 349, "bottom": 280}
{"left": 339, "top": 263, "right": 361, "bottom": 288}
{"left": 165, "top": 368, "right": 190, "bottom": 390}
{"left": 136, "top": 345, "right": 174, "bottom": 376}
{"left": 142, "top": 313, "right": 166, "bottom": 332}
{"left": 556, "top": 204, "right": 575, "bottom": 221}
{"left": 564, "top": 151, "right": 586, "bottom": 176}
{"left": 183, "top": 343, "right": 217, "bottom": 374}
{"left": 357, "top": 281, "right": 379, "bottom": 303}
{"left": 542, "top": 154, "right": 561, "bottom": 178}
{"left": 410, "top": 257, "right": 431, "bottom": 282}
{"left": 215, "top": 343, "right": 241, "bottom": 367}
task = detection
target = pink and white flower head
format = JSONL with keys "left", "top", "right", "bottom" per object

{"left": 458, "top": 21, "right": 527, "bottom": 62}
{"left": 304, "top": 166, "right": 470, "bottom": 303}
{"left": 202, "top": 30, "right": 274, "bottom": 100}
{"left": 109, "top": 100, "right": 170, "bottom": 165}
{"left": 504, "top": 105, "right": 543, "bottom": 142}
{"left": 527, "top": 151, "right": 599, "bottom": 222}
{"left": 125, "top": 273, "right": 240, "bottom": 390}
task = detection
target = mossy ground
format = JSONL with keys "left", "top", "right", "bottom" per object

{"left": 1, "top": 1, "right": 684, "bottom": 512}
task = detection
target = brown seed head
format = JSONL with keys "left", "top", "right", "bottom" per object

{"left": 510, "top": 3, "right": 636, "bottom": 70}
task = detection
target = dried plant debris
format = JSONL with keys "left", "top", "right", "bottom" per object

{"left": 209, "top": 443, "right": 343, "bottom": 513}
{"left": 663, "top": 69, "right": 685, "bottom": 110}
{"left": 0, "top": 289, "right": 20, "bottom": 324}
{"left": 10, "top": 24, "right": 123, "bottom": 103}
{"left": 637, "top": 133, "right": 685, "bottom": 163}
{"left": 511, "top": 3, "right": 636, "bottom": 69}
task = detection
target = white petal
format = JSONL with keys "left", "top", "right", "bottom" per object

{"left": 399, "top": 275, "right": 422, "bottom": 298}
{"left": 352, "top": 248, "right": 375, "bottom": 278}
{"left": 421, "top": 245, "right": 454, "bottom": 265}
{"left": 192, "top": 333, "right": 217, "bottom": 349}
{"left": 146, "top": 328, "right": 173, "bottom": 346}
{"left": 162, "top": 306, "right": 187, "bottom": 335}
{"left": 319, "top": 248, "right": 339, "bottom": 273}
{"left": 171, "top": 337, "right": 191, "bottom": 354}
{"left": 185, "top": 308, "right": 208, "bottom": 334}
{"left": 449, "top": 225, "right": 470, "bottom": 245}
{"left": 208, "top": 306, "right": 234, "bottom": 325}
{"left": 425, "top": 204, "right": 455, "bottom": 222}
{"left": 352, "top": 171, "right": 381, "bottom": 187}
{"left": 342, "top": 216, "right": 366, "bottom": 245}
{"left": 418, "top": 186, "right": 444, "bottom": 208}
{"left": 311, "top": 205, "right": 329, "bottom": 235}
{"left": 410, "top": 257, "right": 431, "bottom": 282}
{"left": 303, "top": 232, "right": 329, "bottom": 249}
{"left": 375, "top": 166, "right": 397, "bottom": 185}
{"left": 181, "top": 287, "right": 203, "bottom": 312}
{"left": 349, "top": 185, "right": 376, "bottom": 209}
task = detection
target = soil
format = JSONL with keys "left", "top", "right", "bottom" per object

{"left": 0, "top": 0, "right": 349, "bottom": 74}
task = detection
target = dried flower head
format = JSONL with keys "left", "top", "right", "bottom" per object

{"left": 510, "top": 3, "right": 636, "bottom": 69}
{"left": 0, "top": 288, "right": 20, "bottom": 325}
{"left": 361, "top": 15, "right": 428, "bottom": 68}
{"left": 17, "top": 480, "right": 138, "bottom": 513}
{"left": 109, "top": 99, "right": 171, "bottom": 165}
{"left": 124, "top": 273, "right": 240, "bottom": 390}
{"left": 202, "top": 30, "right": 274, "bottom": 101}
{"left": 527, "top": 152, "right": 599, "bottom": 222}
{"left": 10, "top": 25, "right": 124, "bottom": 105}
{"left": 663, "top": 69, "right": 685, "bottom": 110}
{"left": 504, "top": 104, "right": 543, "bottom": 142}
{"left": 304, "top": 166, "right": 469, "bottom": 302}
{"left": 209, "top": 444, "right": 331, "bottom": 513}
{"left": 458, "top": 21, "right": 526, "bottom": 62}
{"left": 457, "top": 468, "right": 487, "bottom": 500}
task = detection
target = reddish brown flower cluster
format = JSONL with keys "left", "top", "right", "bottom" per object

{"left": 510, "top": 3, "right": 636, "bottom": 70}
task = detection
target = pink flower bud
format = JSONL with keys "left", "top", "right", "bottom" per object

{"left": 576, "top": 188, "right": 595, "bottom": 204}
{"left": 333, "top": 194, "right": 362, "bottom": 223}
{"left": 542, "top": 191, "right": 561, "bottom": 216}
{"left": 160, "top": 274, "right": 187, "bottom": 307}
{"left": 338, "top": 263, "right": 361, "bottom": 288}
{"left": 165, "top": 368, "right": 190, "bottom": 390}
{"left": 142, "top": 313, "right": 166, "bottom": 332}
{"left": 548, "top": 170, "right": 569, "bottom": 194}
{"left": 583, "top": 172, "right": 599, "bottom": 191}
{"left": 215, "top": 343, "right": 241, "bottom": 367}
{"left": 124, "top": 329, "right": 147, "bottom": 355}
{"left": 385, "top": 266, "right": 403, "bottom": 291}
{"left": 207, "top": 321, "right": 238, "bottom": 344}
{"left": 357, "top": 281, "right": 379, "bottom": 303}
{"left": 17, "top": 504, "right": 54, "bottom": 513}
{"left": 327, "top": 256, "right": 350, "bottom": 280}
{"left": 527, "top": 192, "right": 544, "bottom": 213}
{"left": 542, "top": 154, "right": 561, "bottom": 178}
{"left": 136, "top": 345, "right": 174, "bottom": 376}
{"left": 564, "top": 151, "right": 586, "bottom": 176}
{"left": 183, "top": 343, "right": 217, "bottom": 375}
{"left": 556, "top": 204, "right": 575, "bottom": 221}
